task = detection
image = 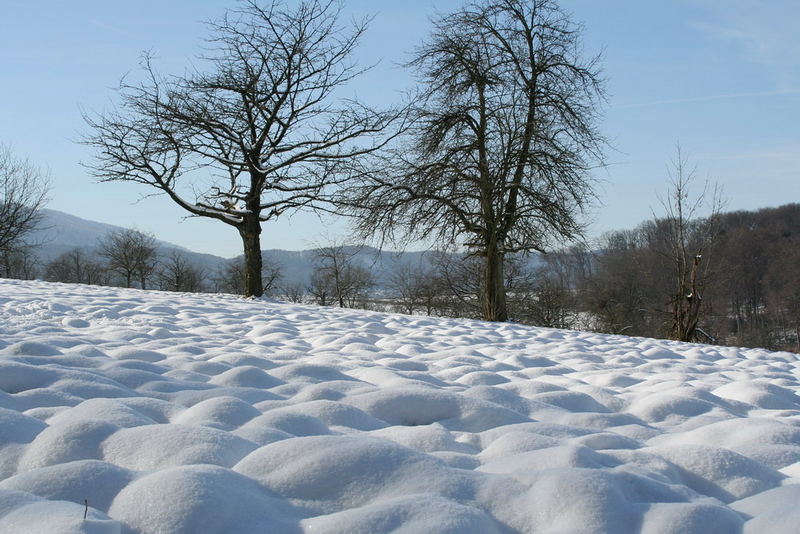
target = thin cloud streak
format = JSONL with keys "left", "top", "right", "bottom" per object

{"left": 616, "top": 88, "right": 800, "bottom": 109}
{"left": 90, "top": 19, "right": 130, "bottom": 36}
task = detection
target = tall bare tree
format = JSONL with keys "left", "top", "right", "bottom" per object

{"left": 344, "top": 0, "right": 605, "bottom": 321}
{"left": 657, "top": 148, "right": 724, "bottom": 342}
{"left": 83, "top": 0, "right": 403, "bottom": 297}
{"left": 0, "top": 144, "right": 50, "bottom": 255}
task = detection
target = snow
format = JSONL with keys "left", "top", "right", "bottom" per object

{"left": 1, "top": 280, "right": 799, "bottom": 532}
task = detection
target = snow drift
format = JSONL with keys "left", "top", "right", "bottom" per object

{"left": 0, "top": 279, "right": 798, "bottom": 533}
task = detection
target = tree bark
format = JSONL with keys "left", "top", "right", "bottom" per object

{"left": 482, "top": 245, "right": 508, "bottom": 322}
{"left": 238, "top": 215, "right": 263, "bottom": 297}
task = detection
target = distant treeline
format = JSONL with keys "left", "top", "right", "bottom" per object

{"left": 1, "top": 203, "right": 798, "bottom": 352}
{"left": 537, "top": 203, "right": 800, "bottom": 352}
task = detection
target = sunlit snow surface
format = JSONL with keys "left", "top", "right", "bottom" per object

{"left": 1, "top": 279, "right": 799, "bottom": 533}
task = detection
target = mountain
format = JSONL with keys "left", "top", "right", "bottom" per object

{"left": 28, "top": 209, "right": 228, "bottom": 274}
{"left": 32, "top": 209, "right": 133, "bottom": 251}
{"left": 258, "top": 246, "right": 435, "bottom": 290}
{"left": 24, "top": 210, "right": 438, "bottom": 288}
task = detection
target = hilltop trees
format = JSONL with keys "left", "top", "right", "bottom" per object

{"left": 345, "top": 0, "right": 605, "bottom": 321}
{"left": 84, "top": 0, "right": 402, "bottom": 297}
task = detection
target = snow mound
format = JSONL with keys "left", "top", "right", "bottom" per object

{"left": 18, "top": 421, "right": 119, "bottom": 472}
{"left": 713, "top": 380, "right": 800, "bottom": 410}
{"left": 300, "top": 494, "right": 504, "bottom": 534}
{"left": 0, "top": 490, "right": 121, "bottom": 533}
{"left": 0, "top": 407, "right": 47, "bottom": 443}
{"left": 235, "top": 435, "right": 475, "bottom": 512}
{"left": 0, "top": 460, "right": 133, "bottom": 512}
{"left": 109, "top": 465, "right": 299, "bottom": 534}
{"left": 645, "top": 444, "right": 784, "bottom": 502}
{"left": 101, "top": 424, "right": 257, "bottom": 470}
{"left": 731, "top": 484, "right": 800, "bottom": 533}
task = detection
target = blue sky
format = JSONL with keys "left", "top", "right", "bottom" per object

{"left": 1, "top": 0, "right": 798, "bottom": 257}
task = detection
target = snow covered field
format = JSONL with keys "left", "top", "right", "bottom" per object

{"left": 1, "top": 279, "right": 799, "bottom": 533}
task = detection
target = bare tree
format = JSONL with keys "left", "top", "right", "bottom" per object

{"left": 585, "top": 229, "right": 655, "bottom": 335}
{"left": 314, "top": 243, "right": 351, "bottom": 308}
{"left": 657, "top": 148, "right": 724, "bottom": 342}
{"left": 312, "top": 240, "right": 374, "bottom": 308}
{"left": 345, "top": 0, "right": 605, "bottom": 321}
{"left": 0, "top": 245, "right": 40, "bottom": 280}
{"left": 430, "top": 252, "right": 484, "bottom": 318}
{"left": 98, "top": 229, "right": 158, "bottom": 288}
{"left": 83, "top": 0, "right": 403, "bottom": 297}
{"left": 214, "top": 256, "right": 282, "bottom": 296}
{"left": 388, "top": 262, "right": 445, "bottom": 316}
{"left": 521, "top": 267, "right": 575, "bottom": 329}
{"left": 388, "top": 263, "right": 423, "bottom": 315}
{"left": 308, "top": 268, "right": 333, "bottom": 306}
{"left": 518, "top": 246, "right": 593, "bottom": 329}
{"left": 281, "top": 281, "right": 307, "bottom": 303}
{"left": 156, "top": 251, "right": 206, "bottom": 292}
{"left": 586, "top": 149, "right": 723, "bottom": 341}
{"left": 45, "top": 248, "right": 107, "bottom": 285}
{"left": 341, "top": 264, "right": 375, "bottom": 308}
{"left": 261, "top": 257, "right": 284, "bottom": 297}
{"left": 213, "top": 259, "right": 245, "bottom": 295}
{"left": 0, "top": 145, "right": 50, "bottom": 255}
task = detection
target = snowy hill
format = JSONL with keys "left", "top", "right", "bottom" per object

{"left": 1, "top": 279, "right": 799, "bottom": 533}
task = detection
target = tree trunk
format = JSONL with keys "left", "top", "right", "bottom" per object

{"left": 332, "top": 258, "right": 345, "bottom": 308}
{"left": 482, "top": 247, "right": 508, "bottom": 322}
{"left": 673, "top": 253, "right": 702, "bottom": 342}
{"left": 335, "top": 274, "right": 344, "bottom": 308}
{"left": 796, "top": 325, "right": 800, "bottom": 353}
{"left": 238, "top": 215, "right": 263, "bottom": 297}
